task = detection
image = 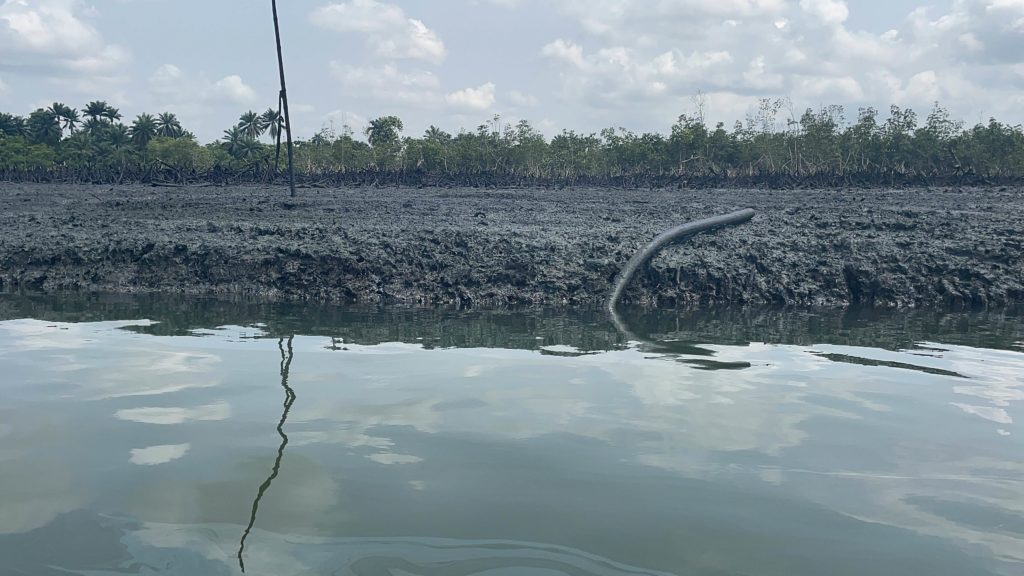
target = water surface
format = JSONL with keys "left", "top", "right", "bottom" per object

{"left": 1, "top": 295, "right": 1022, "bottom": 576}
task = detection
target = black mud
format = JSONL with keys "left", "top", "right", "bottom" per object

{"left": 0, "top": 183, "right": 1021, "bottom": 308}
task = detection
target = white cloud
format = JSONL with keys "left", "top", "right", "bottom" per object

{"left": 310, "top": 0, "right": 405, "bottom": 33}
{"left": 541, "top": 39, "right": 584, "bottom": 68}
{"left": 799, "top": 0, "right": 849, "bottom": 25}
{"left": 1, "top": 0, "right": 99, "bottom": 54}
{"left": 322, "top": 109, "right": 368, "bottom": 133}
{"left": 0, "top": 0, "right": 130, "bottom": 76}
{"left": 959, "top": 32, "right": 984, "bottom": 52}
{"left": 554, "top": 0, "right": 787, "bottom": 42}
{"left": 744, "top": 56, "right": 783, "bottom": 90}
{"left": 507, "top": 90, "right": 540, "bottom": 107}
{"left": 143, "top": 64, "right": 263, "bottom": 139}
{"left": 149, "top": 63, "right": 184, "bottom": 89}
{"left": 62, "top": 44, "right": 130, "bottom": 74}
{"left": 906, "top": 1, "right": 1024, "bottom": 65}
{"left": 536, "top": 0, "right": 1024, "bottom": 127}
{"left": 330, "top": 62, "right": 442, "bottom": 106}
{"left": 210, "top": 74, "right": 257, "bottom": 105}
{"left": 446, "top": 82, "right": 496, "bottom": 111}
{"left": 6, "top": 0, "right": 1024, "bottom": 143}
{"left": 311, "top": 0, "right": 446, "bottom": 64}
{"left": 900, "top": 69, "right": 942, "bottom": 102}
{"left": 376, "top": 18, "right": 446, "bottom": 63}
{"left": 149, "top": 65, "right": 258, "bottom": 108}
{"left": 542, "top": 41, "right": 736, "bottom": 107}
{"left": 794, "top": 74, "right": 865, "bottom": 100}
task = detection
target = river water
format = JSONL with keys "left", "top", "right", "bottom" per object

{"left": 1, "top": 295, "right": 1022, "bottom": 576}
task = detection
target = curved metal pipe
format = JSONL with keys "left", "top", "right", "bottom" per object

{"left": 607, "top": 208, "right": 755, "bottom": 315}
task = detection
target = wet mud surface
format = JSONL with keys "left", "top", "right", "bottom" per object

{"left": 1, "top": 183, "right": 1021, "bottom": 308}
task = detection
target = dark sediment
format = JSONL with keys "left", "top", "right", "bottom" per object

{"left": 0, "top": 183, "right": 1021, "bottom": 308}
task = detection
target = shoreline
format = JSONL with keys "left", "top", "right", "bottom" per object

{"left": 1, "top": 293, "right": 1021, "bottom": 351}
{"left": 1, "top": 183, "right": 1021, "bottom": 309}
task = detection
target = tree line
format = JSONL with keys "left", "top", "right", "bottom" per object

{"left": 1, "top": 98, "right": 1022, "bottom": 187}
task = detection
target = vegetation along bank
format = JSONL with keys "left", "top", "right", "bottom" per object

{"left": 2, "top": 100, "right": 1024, "bottom": 187}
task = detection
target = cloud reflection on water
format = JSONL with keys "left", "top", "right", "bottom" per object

{"left": 130, "top": 444, "right": 191, "bottom": 466}
{"left": 116, "top": 402, "right": 232, "bottom": 425}
{"left": 0, "top": 319, "right": 154, "bottom": 350}
{"left": 1, "top": 309, "right": 1023, "bottom": 574}
{"left": 944, "top": 343, "right": 1024, "bottom": 432}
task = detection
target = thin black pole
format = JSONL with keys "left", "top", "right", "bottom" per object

{"left": 274, "top": 93, "right": 283, "bottom": 174}
{"left": 271, "top": 0, "right": 296, "bottom": 197}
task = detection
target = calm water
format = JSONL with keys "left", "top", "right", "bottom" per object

{"left": 1, "top": 295, "right": 1023, "bottom": 576}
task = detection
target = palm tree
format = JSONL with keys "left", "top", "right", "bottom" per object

{"left": 106, "top": 124, "right": 131, "bottom": 149}
{"left": 0, "top": 113, "right": 27, "bottom": 137}
{"left": 237, "top": 110, "right": 267, "bottom": 140}
{"left": 424, "top": 125, "right": 451, "bottom": 143}
{"left": 48, "top": 102, "right": 79, "bottom": 136}
{"left": 101, "top": 104, "right": 122, "bottom": 123}
{"left": 261, "top": 108, "right": 284, "bottom": 141}
{"left": 62, "top": 108, "right": 80, "bottom": 134}
{"left": 222, "top": 126, "right": 247, "bottom": 158}
{"left": 130, "top": 113, "right": 158, "bottom": 148}
{"left": 239, "top": 138, "right": 263, "bottom": 160}
{"left": 82, "top": 117, "right": 107, "bottom": 137}
{"left": 221, "top": 127, "right": 263, "bottom": 161}
{"left": 365, "top": 115, "right": 404, "bottom": 167}
{"left": 84, "top": 101, "right": 108, "bottom": 122}
{"left": 365, "top": 115, "right": 403, "bottom": 148}
{"left": 27, "top": 109, "right": 61, "bottom": 146}
{"left": 156, "top": 112, "right": 183, "bottom": 138}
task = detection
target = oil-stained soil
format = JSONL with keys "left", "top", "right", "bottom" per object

{"left": 0, "top": 183, "right": 1021, "bottom": 308}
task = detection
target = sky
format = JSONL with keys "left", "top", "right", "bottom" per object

{"left": 1, "top": 0, "right": 1023, "bottom": 143}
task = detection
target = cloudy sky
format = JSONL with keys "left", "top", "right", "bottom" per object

{"left": 1, "top": 0, "right": 1023, "bottom": 142}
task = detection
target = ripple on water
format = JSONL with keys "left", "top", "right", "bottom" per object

{"left": 123, "top": 521, "right": 675, "bottom": 576}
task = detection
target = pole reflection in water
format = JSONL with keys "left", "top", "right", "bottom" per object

{"left": 237, "top": 335, "right": 296, "bottom": 573}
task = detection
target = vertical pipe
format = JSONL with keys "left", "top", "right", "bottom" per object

{"left": 272, "top": 0, "right": 296, "bottom": 197}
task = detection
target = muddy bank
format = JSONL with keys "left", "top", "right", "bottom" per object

{"left": 0, "top": 183, "right": 1021, "bottom": 308}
